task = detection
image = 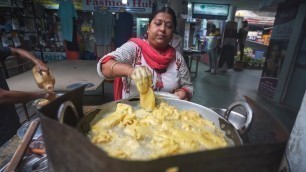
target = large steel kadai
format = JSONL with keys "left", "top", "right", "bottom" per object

{"left": 37, "top": 86, "right": 262, "bottom": 172}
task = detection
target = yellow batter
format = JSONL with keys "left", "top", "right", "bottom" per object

{"left": 89, "top": 102, "right": 228, "bottom": 160}
{"left": 139, "top": 87, "right": 155, "bottom": 111}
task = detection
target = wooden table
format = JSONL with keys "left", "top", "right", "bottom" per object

{"left": 183, "top": 49, "right": 205, "bottom": 78}
{"left": 6, "top": 60, "right": 102, "bottom": 92}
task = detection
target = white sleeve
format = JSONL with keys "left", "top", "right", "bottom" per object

{"left": 96, "top": 41, "right": 138, "bottom": 79}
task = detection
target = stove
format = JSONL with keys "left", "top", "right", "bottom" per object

{"left": 0, "top": 128, "right": 49, "bottom": 172}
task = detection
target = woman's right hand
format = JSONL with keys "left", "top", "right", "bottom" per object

{"left": 130, "top": 66, "right": 152, "bottom": 94}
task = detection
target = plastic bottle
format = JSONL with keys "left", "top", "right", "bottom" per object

{"left": 32, "top": 66, "right": 55, "bottom": 91}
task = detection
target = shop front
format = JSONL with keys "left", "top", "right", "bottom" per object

{"left": 0, "top": 0, "right": 154, "bottom": 63}
{"left": 182, "top": 3, "right": 231, "bottom": 69}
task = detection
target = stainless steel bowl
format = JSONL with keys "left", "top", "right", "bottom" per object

{"left": 32, "top": 92, "right": 64, "bottom": 109}
{"left": 76, "top": 97, "right": 252, "bottom": 146}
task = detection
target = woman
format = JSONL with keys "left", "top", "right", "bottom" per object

{"left": 97, "top": 7, "right": 193, "bottom": 100}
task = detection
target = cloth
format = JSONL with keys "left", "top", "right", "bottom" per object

{"left": 83, "top": 33, "right": 96, "bottom": 52}
{"left": 130, "top": 38, "right": 175, "bottom": 73}
{"left": 239, "top": 43, "right": 245, "bottom": 62}
{"left": 96, "top": 45, "right": 112, "bottom": 58}
{"left": 0, "top": 47, "right": 21, "bottom": 146}
{"left": 238, "top": 27, "right": 249, "bottom": 46}
{"left": 65, "top": 20, "right": 79, "bottom": 51}
{"left": 58, "top": 0, "right": 77, "bottom": 42}
{"left": 238, "top": 27, "right": 248, "bottom": 62}
{"left": 222, "top": 21, "right": 238, "bottom": 47}
{"left": 207, "top": 32, "right": 221, "bottom": 51}
{"left": 207, "top": 31, "right": 221, "bottom": 71}
{"left": 97, "top": 40, "right": 193, "bottom": 100}
{"left": 218, "top": 45, "right": 235, "bottom": 69}
{"left": 208, "top": 50, "right": 219, "bottom": 72}
{"left": 92, "top": 11, "right": 114, "bottom": 46}
{"left": 114, "top": 12, "right": 133, "bottom": 48}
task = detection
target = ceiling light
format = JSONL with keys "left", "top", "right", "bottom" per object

{"left": 122, "top": 0, "right": 127, "bottom": 4}
{"left": 188, "top": 3, "right": 192, "bottom": 8}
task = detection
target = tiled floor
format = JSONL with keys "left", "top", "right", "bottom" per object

{"left": 19, "top": 60, "right": 298, "bottom": 133}
{"left": 190, "top": 62, "right": 298, "bottom": 132}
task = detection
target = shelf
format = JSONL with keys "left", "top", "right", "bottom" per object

{"left": 247, "top": 40, "right": 268, "bottom": 46}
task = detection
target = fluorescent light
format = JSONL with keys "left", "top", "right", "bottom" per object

{"left": 188, "top": 3, "right": 192, "bottom": 8}
{"left": 122, "top": 0, "right": 127, "bottom": 4}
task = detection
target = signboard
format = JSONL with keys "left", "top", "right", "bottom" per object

{"left": 244, "top": 16, "right": 275, "bottom": 26}
{"left": 0, "top": 0, "right": 23, "bottom": 7}
{"left": 34, "top": 0, "right": 82, "bottom": 10}
{"left": 36, "top": 0, "right": 153, "bottom": 13}
{"left": 259, "top": 0, "right": 285, "bottom": 9}
{"left": 192, "top": 3, "right": 229, "bottom": 20}
{"left": 258, "top": 4, "right": 298, "bottom": 99}
{"left": 83, "top": 0, "right": 154, "bottom": 13}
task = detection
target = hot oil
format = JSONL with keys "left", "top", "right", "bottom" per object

{"left": 89, "top": 102, "right": 230, "bottom": 160}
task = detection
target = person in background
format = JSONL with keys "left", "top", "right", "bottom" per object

{"left": 170, "top": 32, "right": 183, "bottom": 54}
{"left": 97, "top": 6, "right": 193, "bottom": 100}
{"left": 0, "top": 47, "right": 56, "bottom": 146}
{"left": 237, "top": 20, "right": 249, "bottom": 63}
{"left": 205, "top": 24, "right": 221, "bottom": 74}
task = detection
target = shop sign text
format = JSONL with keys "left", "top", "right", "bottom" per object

{"left": 83, "top": 0, "right": 153, "bottom": 13}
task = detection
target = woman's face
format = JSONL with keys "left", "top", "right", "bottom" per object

{"left": 147, "top": 12, "right": 174, "bottom": 50}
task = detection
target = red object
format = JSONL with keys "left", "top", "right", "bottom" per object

{"left": 113, "top": 78, "right": 123, "bottom": 100}
{"left": 100, "top": 39, "right": 176, "bottom": 100}
{"left": 129, "top": 38, "right": 175, "bottom": 72}
{"left": 66, "top": 51, "right": 79, "bottom": 60}
{"left": 100, "top": 56, "right": 123, "bottom": 100}
{"left": 201, "top": 53, "right": 209, "bottom": 64}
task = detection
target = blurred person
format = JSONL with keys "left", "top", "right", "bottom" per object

{"left": 205, "top": 24, "right": 221, "bottom": 74}
{"left": 170, "top": 32, "right": 183, "bottom": 54}
{"left": 237, "top": 20, "right": 249, "bottom": 63}
{"left": 0, "top": 47, "right": 56, "bottom": 146}
{"left": 97, "top": 7, "right": 193, "bottom": 100}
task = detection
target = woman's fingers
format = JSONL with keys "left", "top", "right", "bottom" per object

{"left": 145, "top": 67, "right": 153, "bottom": 86}
{"left": 131, "top": 66, "right": 152, "bottom": 94}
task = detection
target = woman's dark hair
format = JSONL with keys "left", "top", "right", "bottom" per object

{"left": 149, "top": 6, "right": 177, "bottom": 31}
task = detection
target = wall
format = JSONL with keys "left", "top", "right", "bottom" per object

{"left": 279, "top": 89, "right": 306, "bottom": 172}
{"left": 275, "top": 2, "right": 306, "bottom": 109}
{"left": 257, "top": 1, "right": 306, "bottom": 111}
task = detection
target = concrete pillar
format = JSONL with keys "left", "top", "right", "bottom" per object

{"left": 168, "top": 0, "right": 182, "bottom": 17}
{"left": 227, "top": 5, "right": 237, "bottom": 21}
{"left": 279, "top": 90, "right": 306, "bottom": 172}
{"left": 167, "top": 0, "right": 183, "bottom": 34}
